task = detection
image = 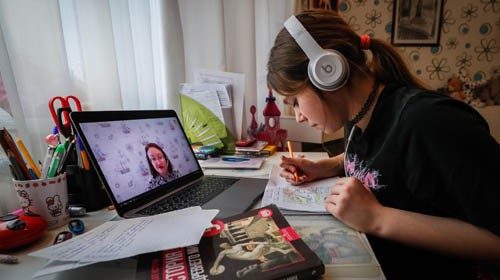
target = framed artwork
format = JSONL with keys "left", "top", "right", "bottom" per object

{"left": 391, "top": 0, "right": 444, "bottom": 46}
{"left": 295, "top": 0, "right": 338, "bottom": 12}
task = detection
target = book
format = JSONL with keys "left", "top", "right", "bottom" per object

{"left": 285, "top": 215, "right": 385, "bottom": 279}
{"left": 135, "top": 204, "right": 325, "bottom": 280}
{"left": 235, "top": 140, "right": 268, "bottom": 153}
{"left": 261, "top": 165, "right": 339, "bottom": 214}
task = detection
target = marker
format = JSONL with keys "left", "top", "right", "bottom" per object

{"left": 287, "top": 141, "right": 299, "bottom": 182}
{"left": 47, "top": 144, "right": 66, "bottom": 178}
{"left": 77, "top": 137, "right": 90, "bottom": 170}
{"left": 56, "top": 139, "right": 75, "bottom": 175}
{"left": 15, "top": 139, "right": 41, "bottom": 178}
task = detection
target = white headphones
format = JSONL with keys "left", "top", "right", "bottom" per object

{"left": 284, "top": 15, "right": 350, "bottom": 91}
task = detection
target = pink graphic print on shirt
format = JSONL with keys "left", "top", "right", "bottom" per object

{"left": 345, "top": 154, "right": 384, "bottom": 190}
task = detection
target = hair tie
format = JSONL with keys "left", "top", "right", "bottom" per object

{"left": 360, "top": 34, "right": 371, "bottom": 50}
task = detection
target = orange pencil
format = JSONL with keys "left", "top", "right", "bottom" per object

{"left": 287, "top": 141, "right": 299, "bottom": 182}
{"left": 16, "top": 139, "right": 41, "bottom": 178}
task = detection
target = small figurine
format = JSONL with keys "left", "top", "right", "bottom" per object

{"left": 246, "top": 105, "right": 259, "bottom": 140}
{"left": 256, "top": 89, "right": 288, "bottom": 151}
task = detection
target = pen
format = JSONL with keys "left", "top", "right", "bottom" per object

{"left": 16, "top": 139, "right": 41, "bottom": 178}
{"left": 287, "top": 141, "right": 299, "bottom": 182}
{"left": 47, "top": 144, "right": 66, "bottom": 178}
{"left": 27, "top": 168, "right": 38, "bottom": 180}
{"left": 41, "top": 146, "right": 55, "bottom": 178}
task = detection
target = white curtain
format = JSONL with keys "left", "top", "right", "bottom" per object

{"left": 0, "top": 0, "right": 293, "bottom": 214}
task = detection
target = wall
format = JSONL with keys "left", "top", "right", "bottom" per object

{"left": 338, "top": 0, "right": 499, "bottom": 89}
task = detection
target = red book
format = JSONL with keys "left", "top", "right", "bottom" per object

{"left": 135, "top": 204, "right": 324, "bottom": 280}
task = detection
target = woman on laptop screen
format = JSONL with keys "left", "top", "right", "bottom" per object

{"left": 145, "top": 143, "right": 180, "bottom": 189}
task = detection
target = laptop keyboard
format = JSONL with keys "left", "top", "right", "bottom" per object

{"left": 138, "top": 177, "right": 238, "bottom": 216}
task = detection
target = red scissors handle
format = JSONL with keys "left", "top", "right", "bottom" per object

{"left": 48, "top": 96, "right": 69, "bottom": 134}
{"left": 65, "top": 95, "right": 82, "bottom": 112}
{"left": 48, "top": 95, "right": 83, "bottom": 137}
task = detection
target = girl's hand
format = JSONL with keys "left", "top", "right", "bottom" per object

{"left": 279, "top": 155, "right": 321, "bottom": 185}
{"left": 324, "top": 177, "right": 383, "bottom": 233}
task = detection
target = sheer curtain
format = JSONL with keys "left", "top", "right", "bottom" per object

{"left": 0, "top": 0, "right": 293, "bottom": 214}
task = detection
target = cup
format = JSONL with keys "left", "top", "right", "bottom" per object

{"left": 13, "top": 173, "right": 70, "bottom": 229}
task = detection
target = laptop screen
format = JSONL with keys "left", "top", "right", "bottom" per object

{"left": 79, "top": 116, "right": 200, "bottom": 204}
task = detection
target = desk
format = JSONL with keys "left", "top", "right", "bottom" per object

{"left": 1, "top": 152, "right": 383, "bottom": 279}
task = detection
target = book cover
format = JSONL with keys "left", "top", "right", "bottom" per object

{"left": 285, "top": 215, "right": 385, "bottom": 279}
{"left": 135, "top": 204, "right": 325, "bottom": 280}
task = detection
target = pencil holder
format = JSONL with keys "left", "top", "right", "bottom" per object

{"left": 65, "top": 164, "right": 111, "bottom": 211}
{"left": 13, "top": 173, "right": 70, "bottom": 229}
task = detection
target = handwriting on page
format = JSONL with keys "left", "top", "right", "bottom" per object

{"left": 30, "top": 207, "right": 218, "bottom": 263}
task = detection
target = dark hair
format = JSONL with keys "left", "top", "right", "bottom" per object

{"left": 267, "top": 9, "right": 426, "bottom": 96}
{"left": 145, "top": 143, "right": 173, "bottom": 177}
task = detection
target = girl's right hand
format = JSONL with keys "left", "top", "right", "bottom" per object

{"left": 279, "top": 155, "right": 321, "bottom": 185}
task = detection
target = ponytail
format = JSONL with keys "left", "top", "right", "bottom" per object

{"left": 369, "top": 38, "right": 427, "bottom": 89}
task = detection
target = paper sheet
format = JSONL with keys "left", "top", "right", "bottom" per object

{"left": 182, "top": 90, "right": 225, "bottom": 125}
{"left": 261, "top": 165, "right": 339, "bottom": 213}
{"left": 30, "top": 207, "right": 218, "bottom": 263}
{"left": 180, "top": 83, "right": 232, "bottom": 108}
{"left": 195, "top": 69, "right": 245, "bottom": 139}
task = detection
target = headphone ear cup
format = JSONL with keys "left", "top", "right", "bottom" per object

{"left": 308, "top": 50, "right": 350, "bottom": 92}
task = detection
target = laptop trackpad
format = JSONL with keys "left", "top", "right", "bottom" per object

{"left": 202, "top": 178, "right": 267, "bottom": 219}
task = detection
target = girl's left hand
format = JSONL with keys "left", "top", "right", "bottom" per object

{"left": 324, "top": 177, "right": 383, "bottom": 233}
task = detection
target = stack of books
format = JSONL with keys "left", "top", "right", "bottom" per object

{"left": 234, "top": 141, "right": 276, "bottom": 157}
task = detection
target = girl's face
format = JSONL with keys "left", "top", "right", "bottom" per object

{"left": 147, "top": 147, "right": 168, "bottom": 177}
{"left": 282, "top": 86, "right": 346, "bottom": 134}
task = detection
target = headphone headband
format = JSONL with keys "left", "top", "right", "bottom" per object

{"left": 284, "top": 15, "right": 325, "bottom": 62}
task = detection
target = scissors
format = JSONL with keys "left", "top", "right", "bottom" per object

{"left": 48, "top": 95, "right": 82, "bottom": 138}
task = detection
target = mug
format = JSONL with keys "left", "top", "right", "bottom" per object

{"left": 13, "top": 173, "right": 70, "bottom": 229}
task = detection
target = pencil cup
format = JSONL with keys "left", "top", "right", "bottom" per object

{"left": 13, "top": 173, "right": 70, "bottom": 229}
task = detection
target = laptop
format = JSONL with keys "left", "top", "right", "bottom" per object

{"left": 69, "top": 110, "right": 267, "bottom": 219}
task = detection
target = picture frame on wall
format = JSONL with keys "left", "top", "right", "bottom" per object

{"left": 295, "top": 0, "right": 338, "bottom": 12}
{"left": 391, "top": 0, "right": 444, "bottom": 46}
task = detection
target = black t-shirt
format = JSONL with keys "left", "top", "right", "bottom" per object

{"left": 344, "top": 84, "right": 500, "bottom": 279}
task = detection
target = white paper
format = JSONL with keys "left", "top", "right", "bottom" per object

{"left": 30, "top": 207, "right": 218, "bottom": 263}
{"left": 180, "top": 83, "right": 237, "bottom": 138}
{"left": 261, "top": 165, "right": 339, "bottom": 213}
{"left": 195, "top": 69, "right": 245, "bottom": 139}
{"left": 181, "top": 89, "right": 225, "bottom": 125}
{"left": 180, "top": 83, "right": 232, "bottom": 108}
